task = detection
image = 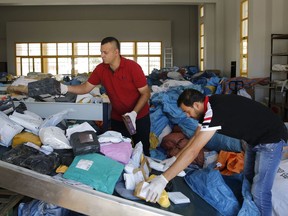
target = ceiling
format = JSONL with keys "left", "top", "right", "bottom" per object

{"left": 0, "top": 0, "right": 216, "bottom": 6}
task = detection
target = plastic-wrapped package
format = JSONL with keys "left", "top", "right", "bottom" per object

{"left": 9, "top": 110, "right": 43, "bottom": 135}
{"left": 39, "top": 126, "right": 71, "bottom": 149}
{"left": 70, "top": 130, "right": 100, "bottom": 155}
{"left": 0, "top": 111, "right": 23, "bottom": 147}
{"left": 1, "top": 144, "right": 39, "bottom": 166}
{"left": 28, "top": 78, "right": 61, "bottom": 97}
{"left": 40, "top": 109, "right": 73, "bottom": 129}
{"left": 20, "top": 151, "right": 61, "bottom": 175}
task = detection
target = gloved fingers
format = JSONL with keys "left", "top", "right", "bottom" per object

{"left": 155, "top": 193, "right": 161, "bottom": 203}
{"left": 60, "top": 83, "right": 68, "bottom": 94}
{"left": 146, "top": 189, "right": 154, "bottom": 202}
{"left": 147, "top": 190, "right": 157, "bottom": 203}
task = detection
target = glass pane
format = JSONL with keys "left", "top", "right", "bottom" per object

{"left": 149, "top": 42, "right": 161, "bottom": 55}
{"left": 242, "top": 20, "right": 248, "bottom": 38}
{"left": 29, "top": 43, "right": 41, "bottom": 56}
{"left": 200, "top": 60, "right": 204, "bottom": 71}
{"left": 42, "top": 43, "right": 56, "bottom": 56}
{"left": 58, "top": 58, "right": 72, "bottom": 75}
{"left": 120, "top": 42, "right": 134, "bottom": 55}
{"left": 89, "top": 57, "right": 102, "bottom": 72}
{"left": 242, "top": 39, "right": 248, "bottom": 55}
{"left": 200, "top": 48, "right": 204, "bottom": 59}
{"left": 137, "top": 57, "right": 149, "bottom": 76}
{"left": 137, "top": 42, "right": 148, "bottom": 55}
{"left": 200, "top": 6, "right": 204, "bottom": 17}
{"left": 43, "top": 58, "right": 57, "bottom": 75}
{"left": 34, "top": 58, "right": 42, "bottom": 72}
{"left": 242, "top": 1, "right": 248, "bottom": 19}
{"left": 149, "top": 57, "right": 161, "bottom": 74}
{"left": 74, "top": 43, "right": 88, "bottom": 55}
{"left": 16, "top": 57, "right": 21, "bottom": 76}
{"left": 74, "top": 57, "right": 89, "bottom": 74}
{"left": 242, "top": 57, "right": 247, "bottom": 72}
{"left": 16, "top": 43, "right": 28, "bottom": 56}
{"left": 21, "top": 58, "right": 31, "bottom": 76}
{"left": 58, "top": 43, "right": 72, "bottom": 55}
{"left": 200, "top": 24, "right": 204, "bottom": 36}
{"left": 200, "top": 36, "right": 204, "bottom": 48}
{"left": 89, "top": 43, "right": 101, "bottom": 55}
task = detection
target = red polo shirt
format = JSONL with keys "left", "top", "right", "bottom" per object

{"left": 88, "top": 57, "right": 149, "bottom": 121}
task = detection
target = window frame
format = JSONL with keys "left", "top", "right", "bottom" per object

{"left": 240, "top": 0, "right": 249, "bottom": 77}
{"left": 15, "top": 41, "right": 162, "bottom": 76}
{"left": 199, "top": 5, "right": 205, "bottom": 72}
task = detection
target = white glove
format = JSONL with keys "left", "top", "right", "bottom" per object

{"left": 146, "top": 174, "right": 168, "bottom": 203}
{"left": 161, "top": 156, "right": 176, "bottom": 171}
{"left": 124, "top": 111, "right": 137, "bottom": 130}
{"left": 60, "top": 83, "right": 68, "bottom": 94}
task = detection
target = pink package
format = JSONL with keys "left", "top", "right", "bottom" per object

{"left": 100, "top": 142, "right": 133, "bottom": 164}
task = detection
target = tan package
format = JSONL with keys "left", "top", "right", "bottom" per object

{"left": 139, "top": 157, "right": 151, "bottom": 180}
{"left": 6, "top": 85, "right": 28, "bottom": 95}
{"left": 134, "top": 175, "right": 171, "bottom": 208}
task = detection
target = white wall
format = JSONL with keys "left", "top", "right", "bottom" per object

{"left": 6, "top": 20, "right": 171, "bottom": 73}
{"left": 203, "top": 3, "right": 216, "bottom": 70}
{"left": 0, "top": 5, "right": 199, "bottom": 74}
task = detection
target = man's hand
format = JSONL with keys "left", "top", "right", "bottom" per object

{"left": 161, "top": 156, "right": 176, "bottom": 171}
{"left": 60, "top": 83, "right": 68, "bottom": 94}
{"left": 146, "top": 174, "right": 168, "bottom": 203}
{"left": 124, "top": 111, "right": 137, "bottom": 130}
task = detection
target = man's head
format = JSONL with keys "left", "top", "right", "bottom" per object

{"left": 177, "top": 89, "right": 205, "bottom": 120}
{"left": 100, "top": 37, "right": 120, "bottom": 64}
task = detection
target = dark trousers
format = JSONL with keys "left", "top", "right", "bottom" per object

{"left": 111, "top": 114, "right": 151, "bottom": 156}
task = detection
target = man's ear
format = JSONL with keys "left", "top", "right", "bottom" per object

{"left": 193, "top": 102, "right": 201, "bottom": 110}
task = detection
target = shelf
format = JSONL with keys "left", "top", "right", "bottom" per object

{"left": 271, "top": 53, "right": 288, "bottom": 56}
{"left": 271, "top": 70, "right": 288, "bottom": 73}
{"left": 269, "top": 33, "right": 288, "bottom": 120}
{"left": 271, "top": 34, "right": 288, "bottom": 39}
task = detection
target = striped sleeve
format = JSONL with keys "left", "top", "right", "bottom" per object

{"left": 200, "top": 102, "right": 222, "bottom": 132}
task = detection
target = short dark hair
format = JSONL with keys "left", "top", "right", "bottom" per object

{"left": 101, "top": 36, "right": 120, "bottom": 51}
{"left": 177, "top": 89, "right": 205, "bottom": 107}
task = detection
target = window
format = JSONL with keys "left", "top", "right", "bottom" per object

{"left": 15, "top": 41, "right": 162, "bottom": 76}
{"left": 199, "top": 5, "right": 205, "bottom": 71}
{"left": 240, "top": 0, "right": 248, "bottom": 77}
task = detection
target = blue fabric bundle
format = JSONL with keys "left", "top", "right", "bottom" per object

{"left": 184, "top": 168, "right": 260, "bottom": 216}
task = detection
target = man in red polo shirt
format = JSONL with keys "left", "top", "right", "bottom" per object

{"left": 61, "top": 37, "right": 151, "bottom": 156}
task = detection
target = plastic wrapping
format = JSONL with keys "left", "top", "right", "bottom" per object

{"left": 70, "top": 131, "right": 100, "bottom": 155}
{"left": 39, "top": 126, "right": 71, "bottom": 149}
{"left": 0, "top": 111, "right": 24, "bottom": 147}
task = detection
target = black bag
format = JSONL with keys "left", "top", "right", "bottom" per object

{"left": 0, "top": 96, "right": 15, "bottom": 115}
{"left": 28, "top": 78, "right": 61, "bottom": 97}
{"left": 70, "top": 131, "right": 100, "bottom": 156}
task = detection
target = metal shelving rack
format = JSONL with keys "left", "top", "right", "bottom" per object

{"left": 269, "top": 34, "right": 288, "bottom": 119}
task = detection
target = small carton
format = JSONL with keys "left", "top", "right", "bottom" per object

{"left": 122, "top": 115, "right": 136, "bottom": 135}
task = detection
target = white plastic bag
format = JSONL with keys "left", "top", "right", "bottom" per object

{"left": 40, "top": 109, "right": 73, "bottom": 129}
{"left": 9, "top": 110, "right": 43, "bottom": 135}
{"left": 66, "top": 122, "right": 96, "bottom": 140}
{"left": 0, "top": 111, "right": 23, "bottom": 147}
{"left": 39, "top": 126, "right": 71, "bottom": 149}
